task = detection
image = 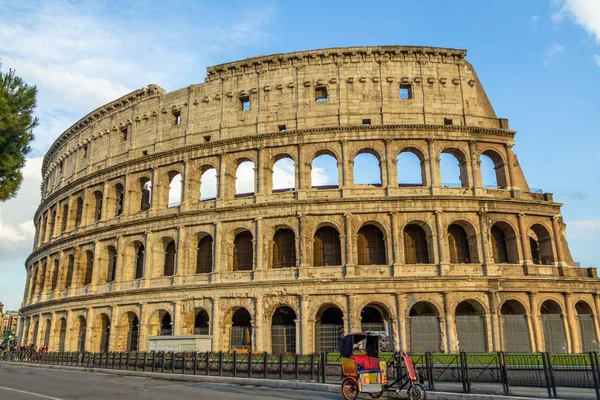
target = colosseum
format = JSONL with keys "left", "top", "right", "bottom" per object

{"left": 18, "top": 45, "right": 600, "bottom": 356}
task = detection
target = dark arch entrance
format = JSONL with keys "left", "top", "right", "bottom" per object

{"left": 271, "top": 306, "right": 297, "bottom": 354}
{"left": 501, "top": 300, "right": 531, "bottom": 352}
{"left": 231, "top": 308, "right": 252, "bottom": 350}
{"left": 315, "top": 306, "right": 344, "bottom": 352}
{"left": 409, "top": 302, "right": 441, "bottom": 353}
{"left": 128, "top": 315, "right": 139, "bottom": 351}
{"left": 455, "top": 301, "right": 487, "bottom": 353}
{"left": 576, "top": 301, "right": 597, "bottom": 353}
{"left": 541, "top": 300, "right": 567, "bottom": 353}
{"left": 194, "top": 309, "right": 210, "bottom": 335}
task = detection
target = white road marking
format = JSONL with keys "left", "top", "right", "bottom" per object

{"left": 0, "top": 385, "right": 66, "bottom": 400}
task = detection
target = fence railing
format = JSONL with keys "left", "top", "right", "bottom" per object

{"left": 3, "top": 350, "right": 600, "bottom": 399}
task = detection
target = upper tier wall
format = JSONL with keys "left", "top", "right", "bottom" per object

{"left": 41, "top": 46, "right": 505, "bottom": 196}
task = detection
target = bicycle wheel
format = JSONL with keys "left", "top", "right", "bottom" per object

{"left": 342, "top": 377, "right": 360, "bottom": 400}
{"left": 407, "top": 383, "right": 426, "bottom": 400}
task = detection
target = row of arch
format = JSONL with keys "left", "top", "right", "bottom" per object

{"left": 36, "top": 145, "right": 510, "bottom": 247}
{"left": 22, "top": 298, "right": 597, "bottom": 355}
{"left": 27, "top": 220, "right": 556, "bottom": 300}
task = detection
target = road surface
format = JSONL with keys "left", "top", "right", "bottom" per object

{"left": 0, "top": 364, "right": 341, "bottom": 400}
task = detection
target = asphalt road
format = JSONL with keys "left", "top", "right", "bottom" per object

{"left": 0, "top": 364, "right": 341, "bottom": 400}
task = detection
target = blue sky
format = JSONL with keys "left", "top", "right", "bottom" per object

{"left": 0, "top": 0, "right": 599, "bottom": 311}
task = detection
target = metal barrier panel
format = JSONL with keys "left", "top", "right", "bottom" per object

{"left": 579, "top": 315, "right": 598, "bottom": 353}
{"left": 456, "top": 316, "right": 487, "bottom": 353}
{"left": 271, "top": 325, "right": 296, "bottom": 354}
{"left": 550, "top": 353, "right": 595, "bottom": 388}
{"left": 315, "top": 324, "right": 343, "bottom": 352}
{"left": 410, "top": 316, "right": 441, "bottom": 353}
{"left": 542, "top": 315, "right": 568, "bottom": 354}
{"left": 230, "top": 326, "right": 251, "bottom": 349}
{"left": 502, "top": 315, "right": 532, "bottom": 352}
{"left": 505, "top": 353, "right": 549, "bottom": 388}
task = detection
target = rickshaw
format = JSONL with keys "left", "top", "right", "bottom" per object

{"left": 340, "top": 332, "right": 426, "bottom": 400}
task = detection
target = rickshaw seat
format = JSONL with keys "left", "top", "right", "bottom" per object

{"left": 350, "top": 355, "right": 380, "bottom": 372}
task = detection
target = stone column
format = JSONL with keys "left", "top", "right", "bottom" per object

{"left": 340, "top": 140, "right": 351, "bottom": 193}
{"left": 255, "top": 147, "right": 265, "bottom": 202}
{"left": 594, "top": 293, "right": 600, "bottom": 348}
{"left": 487, "top": 291, "right": 501, "bottom": 351}
{"left": 113, "top": 236, "right": 122, "bottom": 291}
{"left": 150, "top": 168, "right": 160, "bottom": 215}
{"left": 297, "top": 213, "right": 308, "bottom": 271}
{"left": 217, "top": 153, "right": 227, "bottom": 206}
{"left": 343, "top": 213, "right": 355, "bottom": 277}
{"left": 504, "top": 142, "right": 516, "bottom": 190}
{"left": 564, "top": 292, "right": 579, "bottom": 353}
{"left": 211, "top": 298, "right": 221, "bottom": 351}
{"left": 90, "top": 241, "right": 102, "bottom": 293}
{"left": 64, "top": 310, "right": 73, "bottom": 351}
{"left": 142, "top": 231, "right": 153, "bottom": 285}
{"left": 552, "top": 216, "right": 566, "bottom": 266}
{"left": 396, "top": 293, "right": 407, "bottom": 351}
{"left": 35, "top": 314, "right": 43, "bottom": 348}
{"left": 384, "top": 139, "right": 394, "bottom": 191}
{"left": 528, "top": 292, "right": 543, "bottom": 352}
{"left": 299, "top": 295, "right": 310, "bottom": 354}
{"left": 296, "top": 144, "right": 307, "bottom": 200}
{"left": 173, "top": 302, "right": 183, "bottom": 336}
{"left": 347, "top": 295, "right": 358, "bottom": 333}
{"left": 435, "top": 210, "right": 449, "bottom": 275}
{"left": 390, "top": 212, "right": 403, "bottom": 276}
{"left": 179, "top": 160, "right": 189, "bottom": 212}
{"left": 253, "top": 217, "right": 264, "bottom": 280}
{"left": 174, "top": 226, "right": 185, "bottom": 283}
{"left": 100, "top": 182, "right": 110, "bottom": 221}
{"left": 48, "top": 312, "right": 57, "bottom": 351}
{"left": 254, "top": 296, "right": 264, "bottom": 352}
{"left": 479, "top": 210, "right": 497, "bottom": 276}
{"left": 108, "top": 305, "right": 118, "bottom": 352}
{"left": 84, "top": 308, "right": 94, "bottom": 352}
{"left": 427, "top": 139, "right": 440, "bottom": 194}
{"left": 518, "top": 213, "right": 532, "bottom": 265}
{"left": 443, "top": 292, "right": 458, "bottom": 353}
{"left": 469, "top": 140, "right": 483, "bottom": 192}
{"left": 138, "top": 303, "right": 148, "bottom": 351}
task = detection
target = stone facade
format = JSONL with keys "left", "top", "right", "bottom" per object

{"left": 18, "top": 46, "right": 600, "bottom": 355}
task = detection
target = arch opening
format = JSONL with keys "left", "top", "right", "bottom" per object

{"left": 500, "top": 300, "right": 531, "bottom": 352}
{"left": 271, "top": 306, "right": 297, "bottom": 354}
{"left": 93, "top": 190, "right": 103, "bottom": 222}
{"left": 404, "top": 224, "right": 431, "bottom": 264}
{"left": 409, "top": 302, "right": 441, "bottom": 353}
{"left": 448, "top": 224, "right": 472, "bottom": 264}
{"left": 353, "top": 152, "right": 381, "bottom": 186}
{"left": 194, "top": 309, "right": 210, "bottom": 335}
{"left": 233, "top": 231, "right": 253, "bottom": 271}
{"left": 315, "top": 306, "right": 343, "bottom": 352}
{"left": 311, "top": 154, "right": 338, "bottom": 189}
{"left": 313, "top": 226, "right": 341, "bottom": 266}
{"left": 231, "top": 308, "right": 252, "bottom": 350}
{"left": 357, "top": 225, "right": 387, "bottom": 265}
{"left": 576, "top": 301, "right": 597, "bottom": 353}
{"left": 163, "top": 240, "right": 176, "bottom": 276}
{"left": 196, "top": 235, "right": 213, "bottom": 274}
{"left": 440, "top": 150, "right": 468, "bottom": 188}
{"left": 272, "top": 229, "right": 296, "bottom": 268}
{"left": 106, "top": 246, "right": 117, "bottom": 283}
{"left": 235, "top": 161, "right": 255, "bottom": 196}
{"left": 135, "top": 243, "right": 145, "bottom": 279}
{"left": 167, "top": 173, "right": 182, "bottom": 207}
{"left": 200, "top": 168, "right": 217, "bottom": 200}
{"left": 491, "top": 222, "right": 520, "bottom": 264}
{"left": 529, "top": 224, "right": 554, "bottom": 265}
{"left": 140, "top": 178, "right": 152, "bottom": 211}
{"left": 397, "top": 151, "right": 425, "bottom": 186}
{"left": 541, "top": 300, "right": 567, "bottom": 353}
{"left": 455, "top": 300, "right": 487, "bottom": 353}
{"left": 272, "top": 157, "right": 295, "bottom": 192}
{"left": 481, "top": 150, "right": 507, "bottom": 189}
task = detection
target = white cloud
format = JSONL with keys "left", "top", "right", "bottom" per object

{"left": 595, "top": 54, "right": 600, "bottom": 66}
{"left": 200, "top": 169, "right": 217, "bottom": 200}
{"left": 543, "top": 43, "right": 566, "bottom": 65}
{"left": 236, "top": 161, "right": 256, "bottom": 194}
{"left": 566, "top": 218, "right": 600, "bottom": 239}
{"left": 273, "top": 158, "right": 295, "bottom": 190}
{"left": 311, "top": 167, "right": 331, "bottom": 186}
{"left": 168, "top": 174, "right": 182, "bottom": 207}
{"left": 532, "top": 15, "right": 539, "bottom": 22}
{"left": 553, "top": 0, "right": 600, "bottom": 42}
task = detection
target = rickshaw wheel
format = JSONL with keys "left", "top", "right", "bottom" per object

{"left": 407, "top": 383, "right": 427, "bottom": 400}
{"left": 341, "top": 377, "right": 359, "bottom": 400}
{"left": 369, "top": 391, "right": 384, "bottom": 398}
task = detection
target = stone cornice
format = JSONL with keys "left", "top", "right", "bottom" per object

{"left": 206, "top": 45, "right": 467, "bottom": 80}
{"left": 36, "top": 123, "right": 515, "bottom": 218}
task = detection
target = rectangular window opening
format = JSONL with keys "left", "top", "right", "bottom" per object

{"left": 82, "top": 146, "right": 88, "bottom": 159}
{"left": 362, "top": 119, "right": 371, "bottom": 126}
{"left": 120, "top": 126, "right": 128, "bottom": 141}
{"left": 444, "top": 118, "right": 453, "bottom": 126}
{"left": 399, "top": 84, "right": 412, "bottom": 100}
{"left": 278, "top": 124, "right": 287, "bottom": 133}
{"left": 203, "top": 135, "right": 211, "bottom": 143}
{"left": 142, "top": 150, "right": 148, "bottom": 156}
{"left": 240, "top": 96, "right": 251, "bottom": 111}
{"left": 172, "top": 111, "right": 182, "bottom": 125}
{"left": 315, "top": 86, "right": 328, "bottom": 103}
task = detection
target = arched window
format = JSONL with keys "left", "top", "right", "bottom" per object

{"left": 83, "top": 250, "right": 94, "bottom": 286}
{"left": 48, "top": 210, "right": 56, "bottom": 238}
{"left": 140, "top": 179, "right": 152, "bottom": 211}
{"left": 501, "top": 300, "right": 531, "bottom": 352}
{"left": 490, "top": 225, "right": 509, "bottom": 264}
{"left": 576, "top": 301, "right": 597, "bottom": 353}
{"left": 93, "top": 191, "right": 103, "bottom": 222}
{"left": 194, "top": 309, "right": 210, "bottom": 335}
{"left": 75, "top": 316, "right": 86, "bottom": 353}
{"left": 233, "top": 231, "right": 253, "bottom": 271}
{"left": 163, "top": 240, "right": 176, "bottom": 276}
{"left": 160, "top": 313, "right": 173, "bottom": 336}
{"left": 40, "top": 215, "right": 47, "bottom": 243}
{"left": 272, "top": 229, "right": 296, "bottom": 268}
{"left": 107, "top": 246, "right": 117, "bottom": 283}
{"left": 115, "top": 183, "right": 124, "bottom": 216}
{"left": 200, "top": 168, "right": 217, "bottom": 200}
{"left": 409, "top": 301, "right": 441, "bottom": 353}
{"left": 272, "top": 157, "right": 295, "bottom": 192}
{"left": 37, "top": 261, "right": 46, "bottom": 296}
{"left": 480, "top": 150, "right": 507, "bottom": 189}
{"left": 357, "top": 225, "right": 386, "bottom": 265}
{"left": 397, "top": 151, "right": 424, "bottom": 186}
{"left": 56, "top": 318, "right": 67, "bottom": 352}
{"left": 75, "top": 197, "right": 84, "bottom": 227}
{"left": 168, "top": 173, "right": 182, "bottom": 207}
{"left": 61, "top": 203, "right": 69, "bottom": 232}
{"left": 440, "top": 150, "right": 468, "bottom": 188}
{"left": 135, "top": 244, "right": 145, "bottom": 279}
{"left": 128, "top": 315, "right": 139, "bottom": 351}
{"left": 360, "top": 306, "right": 386, "bottom": 333}
{"left": 404, "top": 224, "right": 430, "bottom": 264}
{"left": 231, "top": 308, "right": 252, "bottom": 350}
{"left": 313, "top": 226, "right": 341, "bottom": 266}
{"left": 448, "top": 224, "right": 471, "bottom": 263}
{"left": 315, "top": 306, "right": 343, "bottom": 352}
{"left": 271, "top": 306, "right": 297, "bottom": 354}
{"left": 455, "top": 301, "right": 487, "bottom": 353}
{"left": 236, "top": 161, "right": 255, "bottom": 196}
{"left": 196, "top": 235, "right": 213, "bottom": 274}
{"left": 311, "top": 154, "right": 338, "bottom": 189}
{"left": 353, "top": 152, "right": 381, "bottom": 185}
{"left": 529, "top": 224, "right": 554, "bottom": 265}
{"left": 51, "top": 259, "right": 59, "bottom": 291}
{"left": 541, "top": 300, "right": 567, "bottom": 353}
{"left": 65, "top": 254, "right": 75, "bottom": 289}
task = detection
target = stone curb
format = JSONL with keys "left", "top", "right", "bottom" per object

{"left": 6, "top": 362, "right": 550, "bottom": 400}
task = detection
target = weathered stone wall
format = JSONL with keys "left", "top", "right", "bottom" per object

{"left": 19, "top": 46, "right": 599, "bottom": 356}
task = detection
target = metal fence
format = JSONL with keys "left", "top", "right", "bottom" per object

{"left": 4, "top": 350, "right": 600, "bottom": 399}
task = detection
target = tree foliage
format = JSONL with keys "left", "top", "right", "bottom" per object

{"left": 0, "top": 63, "right": 38, "bottom": 201}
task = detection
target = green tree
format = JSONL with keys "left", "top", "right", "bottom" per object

{"left": 0, "top": 63, "right": 38, "bottom": 201}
